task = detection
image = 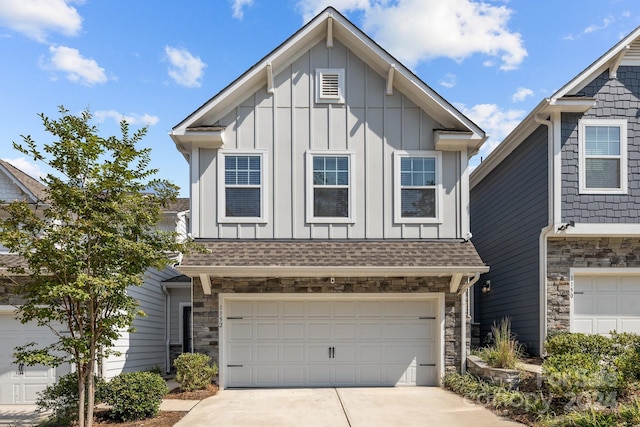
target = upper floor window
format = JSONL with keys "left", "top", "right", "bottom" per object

{"left": 217, "top": 150, "right": 267, "bottom": 223}
{"left": 579, "top": 119, "right": 627, "bottom": 194}
{"left": 316, "top": 68, "right": 345, "bottom": 104}
{"left": 393, "top": 151, "right": 442, "bottom": 223}
{"left": 306, "top": 151, "right": 355, "bottom": 223}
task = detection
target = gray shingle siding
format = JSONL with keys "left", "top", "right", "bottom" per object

{"left": 470, "top": 125, "right": 548, "bottom": 355}
{"left": 562, "top": 66, "right": 640, "bottom": 222}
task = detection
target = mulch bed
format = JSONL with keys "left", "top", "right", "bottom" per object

{"left": 164, "top": 384, "right": 219, "bottom": 400}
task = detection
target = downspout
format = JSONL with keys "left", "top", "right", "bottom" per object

{"left": 162, "top": 285, "right": 171, "bottom": 374}
{"left": 534, "top": 113, "right": 553, "bottom": 356}
{"left": 459, "top": 272, "right": 481, "bottom": 373}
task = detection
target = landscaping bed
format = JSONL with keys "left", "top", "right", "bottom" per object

{"left": 448, "top": 331, "right": 640, "bottom": 426}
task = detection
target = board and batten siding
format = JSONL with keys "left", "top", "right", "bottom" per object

{"left": 470, "top": 125, "right": 549, "bottom": 355}
{"left": 197, "top": 39, "right": 466, "bottom": 240}
{"left": 104, "top": 267, "right": 180, "bottom": 378}
{"left": 562, "top": 66, "right": 640, "bottom": 223}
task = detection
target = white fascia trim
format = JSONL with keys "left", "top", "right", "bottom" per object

{"left": 190, "top": 147, "right": 201, "bottom": 237}
{"left": 179, "top": 265, "right": 489, "bottom": 278}
{"left": 556, "top": 223, "right": 640, "bottom": 236}
{"left": 571, "top": 267, "right": 640, "bottom": 276}
{"left": 0, "top": 305, "right": 17, "bottom": 313}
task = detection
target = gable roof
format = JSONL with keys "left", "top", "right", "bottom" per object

{"left": 171, "top": 7, "right": 485, "bottom": 156}
{"left": 471, "top": 25, "right": 640, "bottom": 187}
{"left": 0, "top": 160, "right": 47, "bottom": 203}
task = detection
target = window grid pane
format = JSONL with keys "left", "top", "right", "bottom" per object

{"left": 400, "top": 157, "right": 436, "bottom": 187}
{"left": 399, "top": 156, "right": 436, "bottom": 219}
{"left": 313, "top": 156, "right": 349, "bottom": 187}
{"left": 583, "top": 125, "right": 623, "bottom": 190}
{"left": 311, "top": 155, "right": 350, "bottom": 218}
{"left": 224, "top": 154, "right": 262, "bottom": 218}
{"left": 225, "top": 155, "right": 261, "bottom": 186}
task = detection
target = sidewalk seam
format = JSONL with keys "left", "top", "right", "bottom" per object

{"left": 334, "top": 388, "right": 352, "bottom": 427}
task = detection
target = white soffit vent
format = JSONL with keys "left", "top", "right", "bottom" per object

{"left": 316, "top": 68, "right": 345, "bottom": 103}
{"left": 622, "top": 39, "right": 640, "bottom": 65}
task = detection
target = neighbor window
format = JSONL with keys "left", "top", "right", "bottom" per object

{"left": 306, "top": 151, "right": 355, "bottom": 223}
{"left": 579, "top": 119, "right": 627, "bottom": 194}
{"left": 393, "top": 151, "right": 442, "bottom": 223}
{"left": 218, "top": 150, "right": 267, "bottom": 223}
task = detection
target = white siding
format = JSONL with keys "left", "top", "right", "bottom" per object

{"left": 169, "top": 287, "right": 190, "bottom": 344}
{"left": 104, "top": 267, "right": 181, "bottom": 378}
{"left": 196, "top": 40, "right": 464, "bottom": 239}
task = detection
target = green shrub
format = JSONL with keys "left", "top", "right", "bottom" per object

{"left": 545, "top": 332, "right": 612, "bottom": 359}
{"left": 36, "top": 372, "right": 105, "bottom": 427}
{"left": 99, "top": 371, "right": 168, "bottom": 421}
{"left": 174, "top": 353, "right": 218, "bottom": 391}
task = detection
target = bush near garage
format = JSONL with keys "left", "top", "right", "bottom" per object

{"left": 98, "top": 371, "right": 168, "bottom": 422}
{"left": 36, "top": 372, "right": 105, "bottom": 427}
{"left": 174, "top": 352, "right": 218, "bottom": 391}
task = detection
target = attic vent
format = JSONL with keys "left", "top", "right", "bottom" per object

{"left": 316, "top": 68, "right": 345, "bottom": 104}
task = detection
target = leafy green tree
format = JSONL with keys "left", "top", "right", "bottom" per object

{"left": 0, "top": 107, "right": 186, "bottom": 427}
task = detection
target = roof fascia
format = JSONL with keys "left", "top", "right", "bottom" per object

{"left": 553, "top": 26, "right": 640, "bottom": 99}
{"left": 178, "top": 265, "right": 489, "bottom": 278}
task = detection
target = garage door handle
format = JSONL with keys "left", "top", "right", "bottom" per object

{"left": 574, "top": 292, "right": 584, "bottom": 295}
{"left": 18, "top": 363, "right": 24, "bottom": 375}
{"left": 227, "top": 364, "right": 243, "bottom": 368}
{"left": 419, "top": 363, "right": 436, "bottom": 367}
{"left": 420, "top": 317, "right": 436, "bottom": 320}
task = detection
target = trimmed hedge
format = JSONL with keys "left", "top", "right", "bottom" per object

{"left": 99, "top": 371, "right": 168, "bottom": 421}
{"left": 174, "top": 352, "right": 218, "bottom": 391}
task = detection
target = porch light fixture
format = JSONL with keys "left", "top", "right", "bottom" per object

{"left": 481, "top": 280, "right": 491, "bottom": 294}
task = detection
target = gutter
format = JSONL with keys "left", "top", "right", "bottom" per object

{"left": 534, "top": 113, "right": 553, "bottom": 356}
{"left": 161, "top": 285, "right": 171, "bottom": 374}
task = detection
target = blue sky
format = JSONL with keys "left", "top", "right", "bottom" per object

{"left": 0, "top": 0, "right": 638, "bottom": 196}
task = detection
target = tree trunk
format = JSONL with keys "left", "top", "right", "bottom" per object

{"left": 78, "top": 364, "right": 86, "bottom": 427}
{"left": 87, "top": 346, "right": 96, "bottom": 427}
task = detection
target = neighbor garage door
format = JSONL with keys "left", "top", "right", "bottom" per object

{"left": 0, "top": 313, "right": 61, "bottom": 404}
{"left": 223, "top": 297, "right": 439, "bottom": 388}
{"left": 572, "top": 275, "right": 640, "bottom": 335}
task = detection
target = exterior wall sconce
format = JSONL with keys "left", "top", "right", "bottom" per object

{"left": 481, "top": 280, "right": 491, "bottom": 293}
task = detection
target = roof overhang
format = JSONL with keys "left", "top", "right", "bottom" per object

{"left": 434, "top": 130, "right": 486, "bottom": 155}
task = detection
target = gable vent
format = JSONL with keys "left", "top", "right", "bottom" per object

{"left": 316, "top": 68, "right": 345, "bottom": 103}
{"left": 622, "top": 39, "right": 640, "bottom": 65}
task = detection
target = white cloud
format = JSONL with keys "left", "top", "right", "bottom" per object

{"left": 439, "top": 73, "right": 456, "bottom": 88}
{"left": 512, "top": 87, "right": 533, "bottom": 102}
{"left": 2, "top": 157, "right": 44, "bottom": 179}
{"left": 297, "top": 0, "right": 527, "bottom": 70}
{"left": 94, "top": 110, "right": 159, "bottom": 126}
{"left": 459, "top": 103, "right": 525, "bottom": 157}
{"left": 584, "top": 17, "right": 613, "bottom": 34}
{"left": 0, "top": 0, "right": 82, "bottom": 42}
{"left": 45, "top": 45, "right": 107, "bottom": 86}
{"left": 164, "top": 46, "right": 206, "bottom": 88}
{"left": 232, "top": 0, "right": 254, "bottom": 19}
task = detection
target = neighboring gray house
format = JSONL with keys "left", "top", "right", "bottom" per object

{"left": 0, "top": 160, "right": 190, "bottom": 403}
{"left": 170, "top": 7, "right": 488, "bottom": 389}
{"left": 470, "top": 26, "right": 640, "bottom": 355}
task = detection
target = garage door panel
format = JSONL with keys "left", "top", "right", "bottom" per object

{"left": 573, "top": 275, "right": 640, "bottom": 335}
{"left": 228, "top": 301, "right": 252, "bottom": 317}
{"left": 225, "top": 298, "right": 439, "bottom": 387}
{"left": 257, "top": 301, "right": 279, "bottom": 317}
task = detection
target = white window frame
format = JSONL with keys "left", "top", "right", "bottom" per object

{"left": 393, "top": 150, "right": 443, "bottom": 224}
{"left": 315, "top": 68, "right": 345, "bottom": 104}
{"left": 578, "top": 119, "right": 627, "bottom": 195}
{"left": 217, "top": 149, "right": 268, "bottom": 223}
{"left": 306, "top": 151, "right": 355, "bottom": 224}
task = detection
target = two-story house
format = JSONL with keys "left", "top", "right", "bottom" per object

{"left": 470, "top": 26, "right": 640, "bottom": 355}
{"left": 170, "top": 7, "right": 488, "bottom": 389}
{"left": 0, "top": 159, "right": 190, "bottom": 403}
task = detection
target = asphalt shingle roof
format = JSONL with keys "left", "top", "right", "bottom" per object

{"left": 0, "top": 159, "right": 48, "bottom": 202}
{"left": 183, "top": 240, "right": 486, "bottom": 269}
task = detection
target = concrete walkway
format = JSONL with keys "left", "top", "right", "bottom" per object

{"left": 174, "top": 387, "right": 525, "bottom": 427}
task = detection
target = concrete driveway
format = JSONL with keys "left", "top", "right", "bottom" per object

{"left": 175, "top": 387, "right": 524, "bottom": 427}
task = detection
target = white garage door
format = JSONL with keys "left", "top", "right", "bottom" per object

{"left": 0, "top": 313, "right": 60, "bottom": 404}
{"left": 573, "top": 275, "right": 640, "bottom": 335}
{"left": 223, "top": 297, "right": 439, "bottom": 388}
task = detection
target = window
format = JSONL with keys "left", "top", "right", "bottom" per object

{"left": 393, "top": 151, "right": 442, "bottom": 223}
{"left": 579, "top": 119, "right": 627, "bottom": 194}
{"left": 306, "top": 151, "right": 355, "bottom": 223}
{"left": 217, "top": 150, "right": 267, "bottom": 223}
{"left": 316, "top": 68, "right": 345, "bottom": 104}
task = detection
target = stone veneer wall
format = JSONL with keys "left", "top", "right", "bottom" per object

{"left": 547, "top": 237, "right": 640, "bottom": 333}
{"left": 192, "top": 276, "right": 465, "bottom": 374}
